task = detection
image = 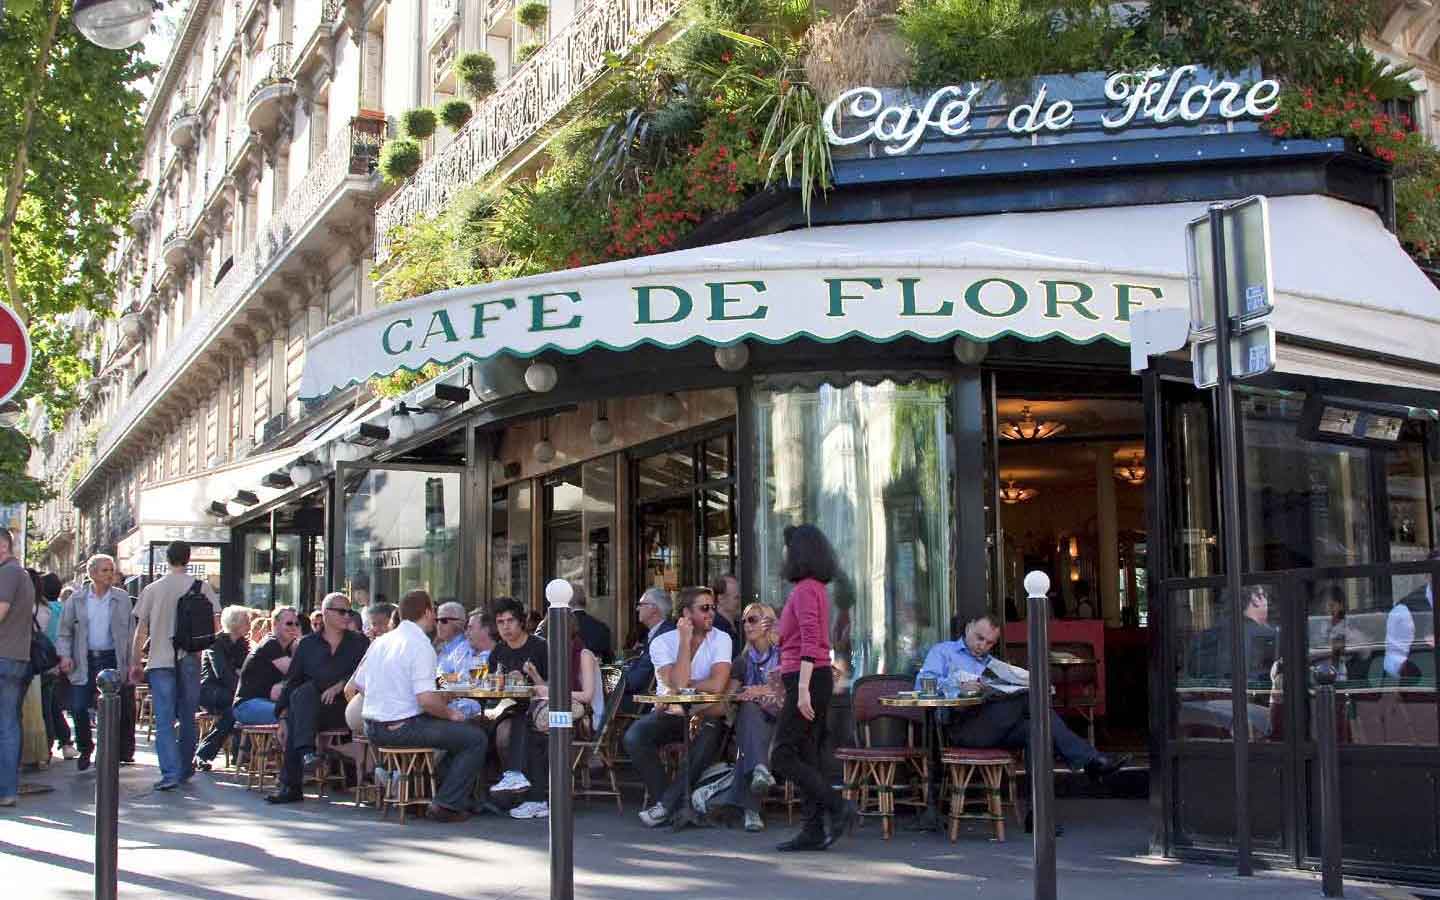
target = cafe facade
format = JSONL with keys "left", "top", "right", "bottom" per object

{"left": 264, "top": 69, "right": 1440, "bottom": 881}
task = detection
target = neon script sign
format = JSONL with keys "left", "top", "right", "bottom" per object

{"left": 823, "top": 65, "right": 1282, "bottom": 156}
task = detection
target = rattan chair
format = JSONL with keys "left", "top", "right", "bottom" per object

{"left": 572, "top": 667, "right": 628, "bottom": 812}
{"left": 831, "top": 674, "right": 927, "bottom": 839}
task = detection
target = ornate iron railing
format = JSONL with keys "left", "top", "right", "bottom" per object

{"left": 90, "top": 124, "right": 381, "bottom": 467}
{"left": 247, "top": 42, "right": 294, "bottom": 104}
{"left": 374, "top": 0, "right": 683, "bottom": 260}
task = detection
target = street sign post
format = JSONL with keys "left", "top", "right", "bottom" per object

{"left": 1184, "top": 196, "right": 1278, "bottom": 879}
{"left": 0, "top": 301, "right": 31, "bottom": 406}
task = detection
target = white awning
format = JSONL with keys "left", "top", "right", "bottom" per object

{"left": 299, "top": 194, "right": 1440, "bottom": 399}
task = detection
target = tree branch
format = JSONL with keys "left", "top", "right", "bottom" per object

{"left": 0, "top": 0, "right": 64, "bottom": 324}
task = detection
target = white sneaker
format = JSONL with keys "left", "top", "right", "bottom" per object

{"left": 691, "top": 777, "right": 727, "bottom": 815}
{"left": 491, "top": 770, "right": 531, "bottom": 794}
{"left": 61, "top": 746, "right": 79, "bottom": 761}
{"left": 750, "top": 764, "right": 775, "bottom": 795}
{"left": 744, "top": 810, "right": 765, "bottom": 832}
{"left": 638, "top": 801, "right": 670, "bottom": 827}
{"left": 509, "top": 800, "right": 549, "bottom": 819}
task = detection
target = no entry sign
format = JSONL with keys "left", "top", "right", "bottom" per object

{"left": 0, "top": 301, "right": 31, "bottom": 406}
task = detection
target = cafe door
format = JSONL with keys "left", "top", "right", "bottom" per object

{"left": 631, "top": 423, "right": 737, "bottom": 598}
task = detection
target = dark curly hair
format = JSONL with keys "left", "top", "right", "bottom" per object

{"left": 780, "top": 523, "right": 838, "bottom": 584}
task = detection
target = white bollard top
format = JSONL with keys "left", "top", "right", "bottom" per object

{"left": 1023, "top": 570, "right": 1051, "bottom": 600}
{"left": 545, "top": 578, "right": 574, "bottom": 608}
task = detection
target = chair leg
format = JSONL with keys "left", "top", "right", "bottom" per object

{"left": 980, "top": 765, "right": 1005, "bottom": 842}
{"left": 874, "top": 761, "right": 897, "bottom": 841}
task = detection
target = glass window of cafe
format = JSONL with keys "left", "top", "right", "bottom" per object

{"left": 1166, "top": 386, "right": 1440, "bottom": 746}
{"left": 342, "top": 468, "right": 463, "bottom": 609}
{"left": 752, "top": 377, "right": 954, "bottom": 686}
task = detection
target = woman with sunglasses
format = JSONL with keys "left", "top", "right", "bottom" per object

{"left": 701, "top": 602, "right": 782, "bottom": 831}
{"left": 772, "top": 524, "right": 856, "bottom": 851}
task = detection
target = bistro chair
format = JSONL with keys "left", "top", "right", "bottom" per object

{"left": 940, "top": 746, "right": 1020, "bottom": 842}
{"left": 376, "top": 746, "right": 438, "bottom": 823}
{"left": 195, "top": 711, "right": 235, "bottom": 769}
{"left": 239, "top": 725, "right": 281, "bottom": 792}
{"left": 831, "top": 674, "right": 927, "bottom": 839}
{"left": 307, "top": 729, "right": 352, "bottom": 798}
{"left": 572, "top": 668, "right": 628, "bottom": 812}
{"left": 349, "top": 736, "right": 381, "bottom": 807}
{"left": 135, "top": 685, "right": 154, "bottom": 742}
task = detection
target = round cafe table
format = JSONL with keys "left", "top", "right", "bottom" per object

{"left": 632, "top": 692, "right": 735, "bottom": 829}
{"left": 440, "top": 686, "right": 536, "bottom": 700}
{"left": 880, "top": 694, "right": 984, "bottom": 832}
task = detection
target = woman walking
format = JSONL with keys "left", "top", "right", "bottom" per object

{"left": 771, "top": 524, "right": 856, "bottom": 851}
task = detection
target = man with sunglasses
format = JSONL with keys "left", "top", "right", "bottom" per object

{"left": 267, "top": 593, "right": 369, "bottom": 804}
{"left": 622, "top": 587, "right": 676, "bottom": 702}
{"left": 434, "top": 600, "right": 466, "bottom": 657}
{"left": 625, "top": 586, "right": 733, "bottom": 828}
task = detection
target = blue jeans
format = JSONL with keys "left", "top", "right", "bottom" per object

{"left": 232, "top": 698, "right": 279, "bottom": 726}
{"left": 367, "top": 716, "right": 489, "bottom": 812}
{"left": 0, "top": 658, "right": 28, "bottom": 800}
{"left": 147, "top": 655, "right": 202, "bottom": 783}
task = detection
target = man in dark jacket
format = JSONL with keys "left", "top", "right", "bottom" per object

{"left": 570, "top": 582, "right": 613, "bottom": 663}
{"left": 193, "top": 606, "right": 251, "bottom": 771}
{"left": 622, "top": 587, "right": 676, "bottom": 700}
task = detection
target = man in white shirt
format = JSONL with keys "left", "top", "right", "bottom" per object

{"left": 1384, "top": 551, "right": 1437, "bottom": 680}
{"left": 622, "top": 586, "right": 732, "bottom": 827}
{"left": 352, "top": 589, "right": 488, "bottom": 823}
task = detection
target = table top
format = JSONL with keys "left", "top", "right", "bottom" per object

{"left": 881, "top": 695, "right": 984, "bottom": 709}
{"left": 440, "top": 686, "right": 535, "bottom": 700}
{"left": 632, "top": 692, "right": 735, "bottom": 705}
{"left": 1049, "top": 654, "right": 1093, "bottom": 666}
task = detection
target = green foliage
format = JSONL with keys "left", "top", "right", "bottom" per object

{"left": 577, "top": 54, "right": 704, "bottom": 198}
{"left": 439, "top": 98, "right": 474, "bottom": 130}
{"left": 402, "top": 107, "right": 438, "bottom": 139}
{"left": 457, "top": 51, "right": 498, "bottom": 99}
{"left": 517, "top": 1, "right": 550, "bottom": 29}
{"left": 898, "top": 0, "right": 1139, "bottom": 86}
{"left": 0, "top": 0, "right": 152, "bottom": 428}
{"left": 379, "top": 138, "right": 423, "bottom": 182}
{"left": 0, "top": 427, "right": 46, "bottom": 505}
{"left": 517, "top": 43, "right": 543, "bottom": 64}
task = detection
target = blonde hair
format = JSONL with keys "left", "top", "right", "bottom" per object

{"left": 741, "top": 602, "right": 777, "bottom": 624}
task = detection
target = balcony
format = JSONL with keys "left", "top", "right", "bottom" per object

{"left": 245, "top": 42, "right": 295, "bottom": 134}
{"left": 76, "top": 122, "right": 385, "bottom": 498}
{"left": 161, "top": 215, "right": 191, "bottom": 269}
{"left": 128, "top": 205, "right": 150, "bottom": 232}
{"left": 376, "top": 0, "right": 684, "bottom": 260}
{"left": 169, "top": 107, "right": 200, "bottom": 148}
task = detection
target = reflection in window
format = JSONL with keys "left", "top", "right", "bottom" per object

{"left": 1307, "top": 575, "right": 1436, "bottom": 746}
{"left": 754, "top": 379, "right": 952, "bottom": 685}
{"left": 345, "top": 469, "right": 462, "bottom": 608}
{"left": 1171, "top": 586, "right": 1280, "bottom": 743}
{"left": 1242, "top": 393, "right": 1373, "bottom": 571}
{"left": 1165, "top": 395, "right": 1218, "bottom": 579}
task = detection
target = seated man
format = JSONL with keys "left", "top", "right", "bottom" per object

{"left": 354, "top": 589, "right": 488, "bottom": 823}
{"left": 434, "top": 601, "right": 467, "bottom": 656}
{"left": 488, "top": 598, "right": 549, "bottom": 819}
{"left": 266, "top": 594, "right": 368, "bottom": 804}
{"left": 366, "top": 603, "right": 396, "bottom": 640}
{"left": 621, "top": 588, "right": 676, "bottom": 705}
{"left": 918, "top": 614, "right": 1127, "bottom": 781}
{"left": 623, "top": 585, "right": 733, "bottom": 828}
{"left": 233, "top": 607, "right": 300, "bottom": 725}
{"left": 439, "top": 611, "right": 496, "bottom": 719}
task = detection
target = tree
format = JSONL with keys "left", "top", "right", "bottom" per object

{"left": 0, "top": 0, "right": 152, "bottom": 502}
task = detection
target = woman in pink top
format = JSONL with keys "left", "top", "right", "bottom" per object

{"left": 771, "top": 524, "right": 856, "bottom": 852}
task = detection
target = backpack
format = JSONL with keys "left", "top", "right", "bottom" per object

{"left": 172, "top": 579, "right": 216, "bottom": 654}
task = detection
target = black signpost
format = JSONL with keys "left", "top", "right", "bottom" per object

{"left": 95, "top": 669, "right": 122, "bottom": 900}
{"left": 544, "top": 579, "right": 575, "bottom": 900}
{"left": 1025, "top": 570, "right": 1056, "bottom": 900}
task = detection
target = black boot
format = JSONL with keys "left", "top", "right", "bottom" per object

{"left": 776, "top": 828, "right": 828, "bottom": 852}
{"left": 821, "top": 799, "right": 858, "bottom": 849}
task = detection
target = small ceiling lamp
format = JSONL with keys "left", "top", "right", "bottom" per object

{"left": 999, "top": 405, "right": 1066, "bottom": 441}
{"left": 654, "top": 392, "right": 683, "bottom": 425}
{"left": 534, "top": 419, "right": 555, "bottom": 463}
{"left": 715, "top": 342, "right": 750, "bottom": 373}
{"left": 1068, "top": 536, "right": 1079, "bottom": 558}
{"left": 74, "top": 0, "right": 156, "bottom": 50}
{"left": 998, "top": 480, "right": 1038, "bottom": 504}
{"left": 952, "top": 336, "right": 988, "bottom": 366}
{"left": 288, "top": 457, "right": 317, "bottom": 486}
{"left": 1114, "top": 453, "right": 1147, "bottom": 485}
{"left": 387, "top": 403, "right": 417, "bottom": 443}
{"left": 589, "top": 400, "right": 613, "bottom": 446}
{"left": 524, "top": 360, "right": 558, "bottom": 393}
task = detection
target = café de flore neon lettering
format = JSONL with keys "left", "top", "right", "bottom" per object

{"left": 823, "top": 66, "right": 1281, "bottom": 156}
{"left": 377, "top": 276, "right": 1167, "bottom": 356}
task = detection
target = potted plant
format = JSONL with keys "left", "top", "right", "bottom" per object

{"left": 439, "top": 98, "right": 474, "bottom": 130}
{"left": 456, "top": 51, "right": 497, "bottom": 100}
{"left": 516, "top": 42, "right": 542, "bottom": 64}
{"left": 402, "top": 107, "right": 438, "bottom": 140}
{"left": 517, "top": 1, "right": 549, "bottom": 29}
{"left": 379, "top": 138, "right": 423, "bottom": 182}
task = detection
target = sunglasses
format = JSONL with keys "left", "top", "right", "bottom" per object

{"left": 694, "top": 604, "right": 716, "bottom": 613}
{"left": 323, "top": 607, "right": 348, "bottom": 613}
{"left": 438, "top": 617, "right": 462, "bottom": 624}
{"left": 744, "top": 615, "right": 775, "bottom": 626}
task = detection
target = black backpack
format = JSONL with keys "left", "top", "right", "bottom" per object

{"left": 172, "top": 579, "right": 216, "bottom": 653}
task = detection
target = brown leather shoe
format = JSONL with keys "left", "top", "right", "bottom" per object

{"left": 427, "top": 803, "right": 472, "bottom": 823}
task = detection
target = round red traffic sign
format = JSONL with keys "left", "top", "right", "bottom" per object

{"left": 0, "top": 301, "right": 31, "bottom": 406}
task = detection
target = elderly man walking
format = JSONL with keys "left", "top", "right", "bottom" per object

{"left": 130, "top": 541, "right": 220, "bottom": 791}
{"left": 58, "top": 553, "right": 136, "bottom": 772}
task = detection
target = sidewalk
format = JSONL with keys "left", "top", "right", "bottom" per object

{"left": 0, "top": 746, "right": 1392, "bottom": 900}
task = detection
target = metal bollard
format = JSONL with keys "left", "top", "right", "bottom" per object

{"left": 95, "top": 669, "right": 122, "bottom": 900}
{"left": 1313, "top": 663, "right": 1343, "bottom": 898}
{"left": 544, "top": 579, "right": 575, "bottom": 900}
{"left": 1024, "top": 571, "right": 1056, "bottom": 900}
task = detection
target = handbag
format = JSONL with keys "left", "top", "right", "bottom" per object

{"left": 30, "top": 615, "right": 60, "bottom": 678}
